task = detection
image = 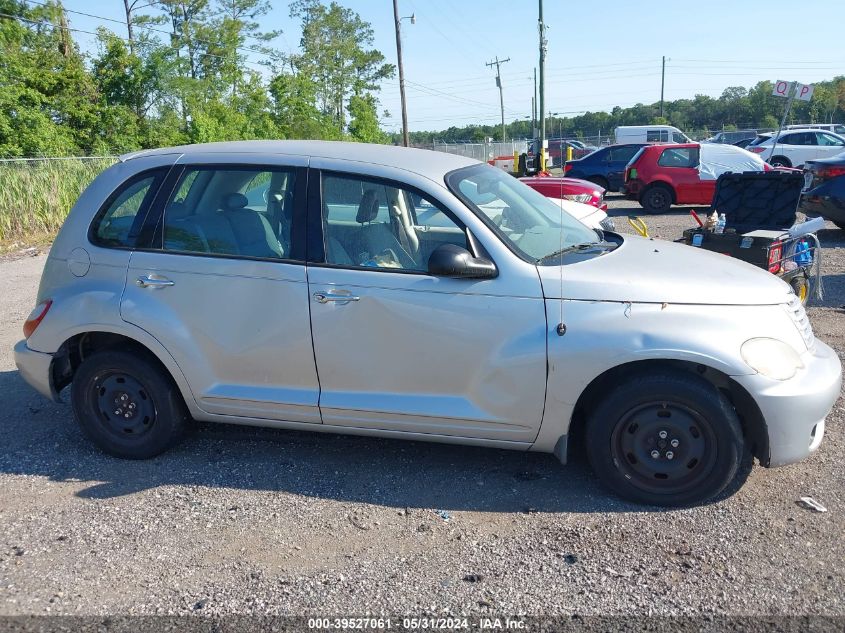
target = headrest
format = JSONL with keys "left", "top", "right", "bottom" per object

{"left": 356, "top": 189, "right": 379, "bottom": 223}
{"left": 221, "top": 192, "right": 248, "bottom": 211}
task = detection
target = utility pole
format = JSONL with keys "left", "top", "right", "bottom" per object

{"left": 486, "top": 56, "right": 511, "bottom": 142}
{"left": 538, "top": 0, "right": 547, "bottom": 171}
{"left": 533, "top": 67, "right": 538, "bottom": 135}
{"left": 392, "top": 0, "right": 414, "bottom": 147}
{"left": 660, "top": 55, "right": 666, "bottom": 118}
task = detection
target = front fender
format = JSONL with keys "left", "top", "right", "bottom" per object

{"left": 531, "top": 299, "right": 800, "bottom": 452}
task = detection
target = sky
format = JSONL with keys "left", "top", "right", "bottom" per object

{"left": 58, "top": 0, "right": 845, "bottom": 134}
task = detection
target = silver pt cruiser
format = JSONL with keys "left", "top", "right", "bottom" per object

{"left": 14, "top": 141, "right": 842, "bottom": 506}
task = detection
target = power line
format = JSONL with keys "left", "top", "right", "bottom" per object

{"left": 1, "top": 7, "right": 271, "bottom": 70}
{"left": 22, "top": 0, "right": 285, "bottom": 62}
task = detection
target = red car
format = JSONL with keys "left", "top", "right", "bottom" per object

{"left": 624, "top": 143, "right": 771, "bottom": 212}
{"left": 520, "top": 176, "right": 606, "bottom": 209}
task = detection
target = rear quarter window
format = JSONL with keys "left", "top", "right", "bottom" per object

{"left": 90, "top": 170, "right": 166, "bottom": 248}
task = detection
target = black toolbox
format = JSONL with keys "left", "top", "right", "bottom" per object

{"left": 683, "top": 170, "right": 804, "bottom": 267}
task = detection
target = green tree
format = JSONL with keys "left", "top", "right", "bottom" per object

{"left": 347, "top": 94, "right": 386, "bottom": 143}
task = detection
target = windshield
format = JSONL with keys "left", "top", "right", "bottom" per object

{"left": 445, "top": 164, "right": 599, "bottom": 262}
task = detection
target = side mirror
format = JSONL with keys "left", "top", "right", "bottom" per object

{"left": 428, "top": 243, "right": 497, "bottom": 279}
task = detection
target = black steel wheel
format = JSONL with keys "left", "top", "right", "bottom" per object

{"left": 586, "top": 371, "right": 747, "bottom": 506}
{"left": 640, "top": 185, "right": 673, "bottom": 213}
{"left": 770, "top": 156, "right": 792, "bottom": 168}
{"left": 71, "top": 349, "right": 186, "bottom": 459}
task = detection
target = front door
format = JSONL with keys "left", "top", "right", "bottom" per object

{"left": 121, "top": 158, "right": 321, "bottom": 424}
{"left": 306, "top": 166, "right": 547, "bottom": 443}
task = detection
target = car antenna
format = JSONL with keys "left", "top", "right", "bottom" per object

{"left": 556, "top": 175, "right": 566, "bottom": 336}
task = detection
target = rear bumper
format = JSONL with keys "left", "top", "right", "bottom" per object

{"left": 733, "top": 339, "right": 841, "bottom": 467}
{"left": 14, "top": 339, "right": 57, "bottom": 401}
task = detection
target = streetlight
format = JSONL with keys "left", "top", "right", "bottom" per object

{"left": 392, "top": 2, "right": 415, "bottom": 147}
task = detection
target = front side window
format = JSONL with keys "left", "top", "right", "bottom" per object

{"left": 321, "top": 173, "right": 467, "bottom": 272}
{"left": 91, "top": 171, "right": 163, "bottom": 247}
{"left": 161, "top": 167, "right": 295, "bottom": 260}
{"left": 672, "top": 132, "right": 688, "bottom": 143}
{"left": 817, "top": 132, "right": 845, "bottom": 146}
{"left": 446, "top": 163, "right": 598, "bottom": 263}
{"left": 657, "top": 147, "right": 698, "bottom": 168}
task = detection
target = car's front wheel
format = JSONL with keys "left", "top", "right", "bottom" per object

{"left": 71, "top": 349, "right": 187, "bottom": 459}
{"left": 585, "top": 371, "right": 747, "bottom": 506}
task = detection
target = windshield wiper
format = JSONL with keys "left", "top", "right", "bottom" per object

{"left": 538, "top": 241, "right": 616, "bottom": 263}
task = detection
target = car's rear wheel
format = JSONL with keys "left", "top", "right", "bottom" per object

{"left": 585, "top": 371, "right": 747, "bottom": 506}
{"left": 640, "top": 184, "right": 673, "bottom": 212}
{"left": 770, "top": 156, "right": 792, "bottom": 168}
{"left": 71, "top": 349, "right": 186, "bottom": 459}
{"left": 586, "top": 176, "right": 609, "bottom": 191}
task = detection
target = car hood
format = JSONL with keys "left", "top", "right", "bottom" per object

{"left": 537, "top": 234, "right": 790, "bottom": 305}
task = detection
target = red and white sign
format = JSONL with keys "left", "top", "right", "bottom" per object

{"left": 773, "top": 80, "right": 815, "bottom": 102}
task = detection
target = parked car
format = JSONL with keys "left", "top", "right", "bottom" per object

{"left": 615, "top": 125, "right": 690, "bottom": 144}
{"left": 624, "top": 142, "right": 769, "bottom": 211}
{"left": 705, "top": 130, "right": 758, "bottom": 145}
{"left": 785, "top": 123, "right": 845, "bottom": 136}
{"left": 746, "top": 129, "right": 845, "bottom": 168}
{"left": 800, "top": 151, "right": 845, "bottom": 229}
{"left": 563, "top": 143, "right": 647, "bottom": 192}
{"left": 14, "top": 141, "right": 841, "bottom": 507}
{"left": 526, "top": 138, "right": 592, "bottom": 170}
{"left": 519, "top": 175, "right": 606, "bottom": 208}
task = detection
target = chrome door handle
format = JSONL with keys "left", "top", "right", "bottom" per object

{"left": 313, "top": 292, "right": 360, "bottom": 304}
{"left": 136, "top": 275, "right": 175, "bottom": 289}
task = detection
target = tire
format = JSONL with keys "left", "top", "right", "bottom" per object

{"left": 770, "top": 156, "right": 792, "bottom": 168}
{"left": 640, "top": 184, "right": 673, "bottom": 213}
{"left": 586, "top": 176, "right": 610, "bottom": 191}
{"left": 585, "top": 371, "right": 747, "bottom": 507}
{"left": 71, "top": 349, "right": 187, "bottom": 459}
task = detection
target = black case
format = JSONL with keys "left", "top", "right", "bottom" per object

{"left": 681, "top": 227, "right": 777, "bottom": 268}
{"left": 709, "top": 170, "right": 804, "bottom": 231}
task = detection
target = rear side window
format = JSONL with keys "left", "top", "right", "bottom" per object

{"left": 646, "top": 130, "right": 670, "bottom": 142}
{"left": 91, "top": 170, "right": 164, "bottom": 248}
{"left": 161, "top": 166, "right": 297, "bottom": 260}
{"left": 609, "top": 145, "right": 640, "bottom": 162}
{"left": 657, "top": 147, "right": 698, "bottom": 168}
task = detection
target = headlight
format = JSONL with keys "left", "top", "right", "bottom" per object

{"left": 599, "top": 217, "right": 616, "bottom": 231}
{"left": 563, "top": 194, "right": 592, "bottom": 203}
{"left": 741, "top": 338, "right": 804, "bottom": 380}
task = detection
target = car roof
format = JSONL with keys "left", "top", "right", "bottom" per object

{"left": 119, "top": 140, "right": 480, "bottom": 181}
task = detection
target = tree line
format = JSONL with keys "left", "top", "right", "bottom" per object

{"left": 3, "top": 0, "right": 844, "bottom": 156}
{"left": 408, "top": 79, "right": 845, "bottom": 145}
{"left": 0, "top": 0, "right": 394, "bottom": 157}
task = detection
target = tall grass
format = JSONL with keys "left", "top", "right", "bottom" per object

{"left": 0, "top": 158, "right": 116, "bottom": 244}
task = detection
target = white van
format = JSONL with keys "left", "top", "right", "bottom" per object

{"left": 615, "top": 125, "right": 690, "bottom": 144}
{"left": 785, "top": 123, "right": 845, "bottom": 136}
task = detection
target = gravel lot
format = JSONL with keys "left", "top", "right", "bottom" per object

{"left": 1, "top": 197, "right": 843, "bottom": 619}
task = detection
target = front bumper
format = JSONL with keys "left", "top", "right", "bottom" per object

{"left": 14, "top": 339, "right": 57, "bottom": 401}
{"left": 734, "top": 339, "right": 841, "bottom": 467}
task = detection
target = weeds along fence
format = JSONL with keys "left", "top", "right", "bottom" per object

{"left": 0, "top": 156, "right": 116, "bottom": 243}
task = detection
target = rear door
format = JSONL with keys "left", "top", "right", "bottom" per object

{"left": 606, "top": 145, "right": 641, "bottom": 191}
{"left": 120, "top": 154, "right": 322, "bottom": 424}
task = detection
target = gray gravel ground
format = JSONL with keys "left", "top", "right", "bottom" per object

{"left": 0, "top": 198, "right": 843, "bottom": 618}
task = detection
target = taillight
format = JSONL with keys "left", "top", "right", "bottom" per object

{"left": 767, "top": 242, "right": 782, "bottom": 274}
{"left": 23, "top": 299, "right": 52, "bottom": 339}
{"left": 748, "top": 147, "right": 766, "bottom": 154}
{"left": 563, "top": 163, "right": 574, "bottom": 174}
{"left": 818, "top": 165, "right": 845, "bottom": 179}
